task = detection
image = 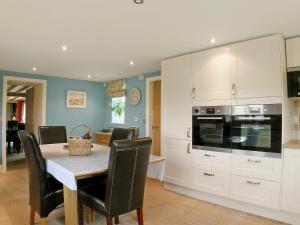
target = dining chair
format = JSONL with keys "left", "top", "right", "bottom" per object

{"left": 109, "top": 128, "right": 135, "bottom": 147}
{"left": 18, "top": 130, "right": 64, "bottom": 225}
{"left": 77, "top": 138, "right": 152, "bottom": 225}
{"left": 38, "top": 126, "right": 67, "bottom": 144}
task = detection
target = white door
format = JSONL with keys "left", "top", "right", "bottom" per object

{"left": 161, "top": 54, "right": 192, "bottom": 102}
{"left": 282, "top": 149, "right": 300, "bottom": 214}
{"left": 232, "top": 35, "right": 283, "bottom": 99}
{"left": 191, "top": 46, "right": 236, "bottom": 101}
{"left": 163, "top": 138, "right": 190, "bottom": 186}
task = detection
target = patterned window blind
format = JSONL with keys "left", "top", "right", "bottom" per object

{"left": 107, "top": 79, "right": 126, "bottom": 97}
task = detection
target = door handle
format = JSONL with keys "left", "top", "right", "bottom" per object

{"left": 192, "top": 88, "right": 196, "bottom": 98}
{"left": 204, "top": 154, "right": 216, "bottom": 158}
{"left": 232, "top": 83, "right": 236, "bottom": 95}
{"left": 203, "top": 172, "right": 215, "bottom": 177}
{"left": 187, "top": 128, "right": 191, "bottom": 138}
{"left": 246, "top": 180, "right": 261, "bottom": 185}
{"left": 187, "top": 143, "right": 191, "bottom": 154}
{"left": 247, "top": 159, "right": 261, "bottom": 163}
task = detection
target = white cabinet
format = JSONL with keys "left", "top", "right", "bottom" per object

{"left": 231, "top": 154, "right": 282, "bottom": 182}
{"left": 231, "top": 175, "right": 281, "bottom": 210}
{"left": 282, "top": 149, "right": 300, "bottom": 214}
{"left": 191, "top": 46, "right": 236, "bottom": 101}
{"left": 232, "top": 35, "right": 283, "bottom": 99}
{"left": 286, "top": 37, "right": 300, "bottom": 68}
{"left": 163, "top": 138, "right": 191, "bottom": 186}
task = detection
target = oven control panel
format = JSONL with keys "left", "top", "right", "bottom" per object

{"left": 192, "top": 106, "right": 231, "bottom": 116}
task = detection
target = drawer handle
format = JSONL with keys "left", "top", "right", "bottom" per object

{"left": 204, "top": 154, "right": 216, "bottom": 157}
{"left": 247, "top": 159, "right": 261, "bottom": 163}
{"left": 246, "top": 180, "right": 261, "bottom": 185}
{"left": 203, "top": 172, "right": 215, "bottom": 177}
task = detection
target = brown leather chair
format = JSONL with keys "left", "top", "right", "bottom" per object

{"left": 77, "top": 138, "right": 152, "bottom": 225}
{"left": 109, "top": 128, "right": 135, "bottom": 147}
{"left": 38, "top": 126, "right": 67, "bottom": 144}
{"left": 18, "top": 130, "right": 63, "bottom": 225}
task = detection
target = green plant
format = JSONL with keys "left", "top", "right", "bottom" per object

{"left": 111, "top": 102, "right": 124, "bottom": 116}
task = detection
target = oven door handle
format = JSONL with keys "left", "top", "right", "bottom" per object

{"left": 234, "top": 116, "right": 271, "bottom": 121}
{"left": 197, "top": 117, "right": 223, "bottom": 120}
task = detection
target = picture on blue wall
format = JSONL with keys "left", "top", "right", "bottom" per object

{"left": 66, "top": 90, "right": 87, "bottom": 108}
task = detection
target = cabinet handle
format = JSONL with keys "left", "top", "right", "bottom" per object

{"left": 204, "top": 172, "right": 215, "bottom": 177}
{"left": 247, "top": 159, "right": 261, "bottom": 163}
{"left": 246, "top": 180, "right": 261, "bottom": 185}
{"left": 187, "top": 128, "right": 191, "bottom": 138}
{"left": 232, "top": 83, "right": 236, "bottom": 95}
{"left": 192, "top": 88, "right": 196, "bottom": 98}
{"left": 187, "top": 143, "right": 191, "bottom": 154}
{"left": 204, "top": 154, "right": 216, "bottom": 157}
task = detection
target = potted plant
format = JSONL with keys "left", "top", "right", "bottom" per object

{"left": 111, "top": 102, "right": 124, "bottom": 117}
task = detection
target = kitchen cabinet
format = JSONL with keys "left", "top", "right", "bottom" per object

{"left": 286, "top": 37, "right": 300, "bottom": 68}
{"left": 282, "top": 149, "right": 300, "bottom": 214}
{"left": 232, "top": 35, "right": 283, "bottom": 99}
{"left": 163, "top": 138, "right": 191, "bottom": 186}
{"left": 191, "top": 46, "right": 236, "bottom": 101}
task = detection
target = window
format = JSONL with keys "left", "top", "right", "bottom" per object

{"left": 111, "top": 96, "right": 125, "bottom": 124}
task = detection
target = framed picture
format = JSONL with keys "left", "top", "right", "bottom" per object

{"left": 66, "top": 90, "right": 87, "bottom": 108}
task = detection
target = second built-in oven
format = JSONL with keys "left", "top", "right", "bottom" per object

{"left": 231, "top": 104, "right": 282, "bottom": 158}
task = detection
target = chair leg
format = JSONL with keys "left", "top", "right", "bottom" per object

{"left": 78, "top": 202, "right": 84, "bottom": 225}
{"left": 106, "top": 217, "right": 113, "bottom": 225}
{"left": 40, "top": 217, "right": 47, "bottom": 225}
{"left": 115, "top": 216, "right": 120, "bottom": 224}
{"left": 137, "top": 208, "right": 144, "bottom": 225}
{"left": 30, "top": 207, "right": 35, "bottom": 225}
{"left": 87, "top": 208, "right": 95, "bottom": 223}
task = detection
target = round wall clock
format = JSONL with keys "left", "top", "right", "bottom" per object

{"left": 128, "top": 87, "right": 141, "bottom": 105}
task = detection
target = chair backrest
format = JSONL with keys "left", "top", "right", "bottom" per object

{"left": 18, "top": 130, "right": 48, "bottom": 212}
{"left": 105, "top": 138, "right": 152, "bottom": 217}
{"left": 109, "top": 128, "right": 135, "bottom": 147}
{"left": 130, "top": 127, "right": 139, "bottom": 139}
{"left": 38, "top": 126, "right": 67, "bottom": 144}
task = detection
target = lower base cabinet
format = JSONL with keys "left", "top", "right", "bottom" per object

{"left": 230, "top": 175, "right": 281, "bottom": 210}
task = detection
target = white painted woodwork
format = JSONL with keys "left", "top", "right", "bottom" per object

{"left": 231, "top": 175, "right": 281, "bottom": 210}
{"left": 286, "top": 37, "right": 300, "bottom": 68}
{"left": 190, "top": 168, "right": 230, "bottom": 198}
{"left": 282, "top": 149, "right": 300, "bottom": 214}
{"left": 163, "top": 138, "right": 190, "bottom": 187}
{"left": 191, "top": 46, "right": 236, "bottom": 101}
{"left": 231, "top": 35, "right": 283, "bottom": 99}
{"left": 231, "top": 154, "right": 282, "bottom": 182}
{"left": 191, "top": 149, "right": 231, "bottom": 173}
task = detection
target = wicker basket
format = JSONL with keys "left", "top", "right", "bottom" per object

{"left": 68, "top": 125, "right": 91, "bottom": 156}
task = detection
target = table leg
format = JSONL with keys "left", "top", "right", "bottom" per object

{"left": 63, "top": 185, "right": 79, "bottom": 225}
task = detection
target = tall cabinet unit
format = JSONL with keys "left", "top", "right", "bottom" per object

{"left": 161, "top": 54, "right": 192, "bottom": 187}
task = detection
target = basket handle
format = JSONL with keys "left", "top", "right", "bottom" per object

{"left": 69, "top": 124, "right": 90, "bottom": 138}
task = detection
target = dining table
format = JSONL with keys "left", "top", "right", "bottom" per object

{"left": 40, "top": 143, "right": 165, "bottom": 225}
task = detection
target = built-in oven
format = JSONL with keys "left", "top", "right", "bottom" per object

{"left": 231, "top": 104, "right": 282, "bottom": 158}
{"left": 192, "top": 106, "right": 232, "bottom": 153}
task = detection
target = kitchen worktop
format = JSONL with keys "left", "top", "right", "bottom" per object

{"left": 283, "top": 139, "right": 300, "bottom": 149}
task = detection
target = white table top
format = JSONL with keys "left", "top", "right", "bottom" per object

{"left": 40, "top": 143, "right": 165, "bottom": 191}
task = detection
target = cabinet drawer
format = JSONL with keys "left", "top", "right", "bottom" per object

{"left": 230, "top": 175, "right": 280, "bottom": 210}
{"left": 191, "top": 168, "right": 230, "bottom": 198}
{"left": 231, "top": 154, "right": 282, "bottom": 182}
{"left": 191, "top": 149, "right": 231, "bottom": 173}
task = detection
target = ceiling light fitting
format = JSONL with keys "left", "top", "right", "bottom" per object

{"left": 209, "top": 38, "right": 216, "bottom": 44}
{"left": 134, "top": 0, "right": 144, "bottom": 4}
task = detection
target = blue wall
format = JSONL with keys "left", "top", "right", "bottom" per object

{"left": 0, "top": 70, "right": 106, "bottom": 163}
{"left": 103, "top": 71, "right": 161, "bottom": 137}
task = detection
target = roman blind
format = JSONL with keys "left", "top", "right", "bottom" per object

{"left": 107, "top": 79, "right": 126, "bottom": 97}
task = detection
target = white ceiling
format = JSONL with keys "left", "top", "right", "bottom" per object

{"left": 1, "top": 0, "right": 300, "bottom": 82}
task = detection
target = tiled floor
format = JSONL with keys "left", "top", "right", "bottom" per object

{"left": 0, "top": 159, "right": 288, "bottom": 225}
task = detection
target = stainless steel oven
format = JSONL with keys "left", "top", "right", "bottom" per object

{"left": 231, "top": 104, "right": 282, "bottom": 158}
{"left": 192, "top": 106, "right": 232, "bottom": 153}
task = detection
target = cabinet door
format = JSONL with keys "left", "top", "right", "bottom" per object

{"left": 286, "top": 37, "right": 300, "bottom": 68}
{"left": 163, "top": 138, "right": 190, "bottom": 186}
{"left": 233, "top": 35, "right": 283, "bottom": 99}
{"left": 282, "top": 149, "right": 300, "bottom": 214}
{"left": 161, "top": 54, "right": 192, "bottom": 102}
{"left": 191, "top": 46, "right": 236, "bottom": 101}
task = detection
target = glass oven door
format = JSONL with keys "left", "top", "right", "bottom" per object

{"left": 192, "top": 116, "right": 231, "bottom": 149}
{"left": 231, "top": 115, "right": 282, "bottom": 154}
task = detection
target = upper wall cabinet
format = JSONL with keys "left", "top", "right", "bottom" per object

{"left": 161, "top": 54, "right": 192, "bottom": 102}
{"left": 232, "top": 35, "right": 284, "bottom": 99}
{"left": 192, "top": 46, "right": 236, "bottom": 101}
{"left": 286, "top": 37, "right": 300, "bottom": 68}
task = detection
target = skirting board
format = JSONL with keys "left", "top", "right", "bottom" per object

{"left": 165, "top": 183, "right": 300, "bottom": 225}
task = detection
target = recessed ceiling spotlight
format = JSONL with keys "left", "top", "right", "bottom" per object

{"left": 209, "top": 38, "right": 216, "bottom": 44}
{"left": 134, "top": 0, "right": 144, "bottom": 4}
{"left": 87, "top": 74, "right": 91, "bottom": 79}
{"left": 62, "top": 45, "right": 67, "bottom": 51}
{"left": 129, "top": 61, "right": 135, "bottom": 66}
{"left": 33, "top": 67, "right": 37, "bottom": 71}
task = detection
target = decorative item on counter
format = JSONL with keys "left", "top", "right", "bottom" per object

{"left": 68, "top": 124, "right": 92, "bottom": 156}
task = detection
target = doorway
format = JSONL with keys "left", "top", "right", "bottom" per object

{"left": 146, "top": 76, "right": 161, "bottom": 156}
{"left": 1, "top": 76, "right": 47, "bottom": 172}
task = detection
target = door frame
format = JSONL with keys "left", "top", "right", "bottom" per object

{"left": 1, "top": 76, "right": 47, "bottom": 172}
{"left": 145, "top": 76, "right": 161, "bottom": 137}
